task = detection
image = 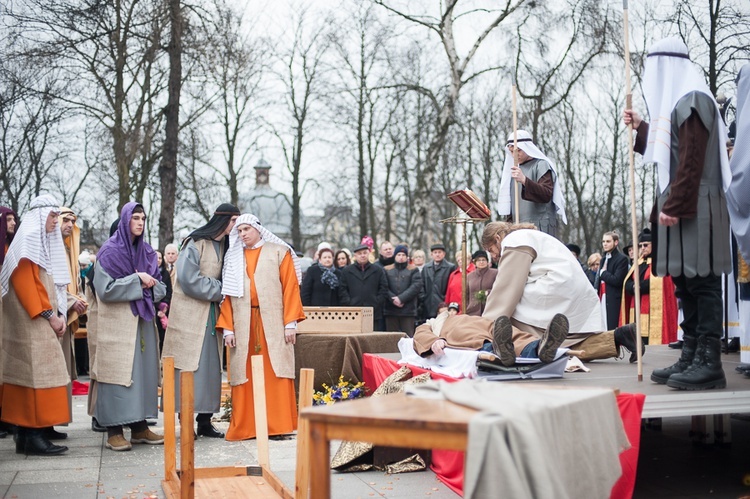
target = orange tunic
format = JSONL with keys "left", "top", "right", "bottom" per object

{"left": 216, "top": 249, "right": 304, "bottom": 441}
{"left": 1, "top": 259, "right": 69, "bottom": 427}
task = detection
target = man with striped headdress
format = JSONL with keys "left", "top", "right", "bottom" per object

{"left": 216, "top": 214, "right": 305, "bottom": 441}
{"left": 0, "top": 194, "right": 71, "bottom": 455}
{"left": 57, "top": 207, "right": 88, "bottom": 435}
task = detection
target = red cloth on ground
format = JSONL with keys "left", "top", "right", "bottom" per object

{"left": 362, "top": 353, "right": 644, "bottom": 499}
{"left": 72, "top": 380, "right": 89, "bottom": 396}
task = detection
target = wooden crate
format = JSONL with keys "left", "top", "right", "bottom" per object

{"left": 298, "top": 307, "right": 374, "bottom": 334}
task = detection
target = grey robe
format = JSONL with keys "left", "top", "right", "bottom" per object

{"left": 92, "top": 265, "right": 165, "bottom": 427}
{"left": 169, "top": 240, "right": 223, "bottom": 414}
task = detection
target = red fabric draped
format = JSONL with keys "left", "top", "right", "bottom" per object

{"left": 362, "top": 353, "right": 644, "bottom": 499}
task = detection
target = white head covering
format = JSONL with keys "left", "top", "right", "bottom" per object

{"left": 221, "top": 213, "right": 302, "bottom": 298}
{"left": 727, "top": 63, "right": 750, "bottom": 262}
{"left": 496, "top": 130, "right": 567, "bottom": 224}
{"left": 0, "top": 194, "right": 71, "bottom": 317}
{"left": 642, "top": 37, "right": 731, "bottom": 193}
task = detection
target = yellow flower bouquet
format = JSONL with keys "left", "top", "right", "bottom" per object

{"left": 312, "top": 376, "right": 367, "bottom": 406}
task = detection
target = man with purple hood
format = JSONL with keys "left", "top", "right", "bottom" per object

{"left": 91, "top": 202, "right": 166, "bottom": 451}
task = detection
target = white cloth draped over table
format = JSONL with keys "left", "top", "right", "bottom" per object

{"left": 407, "top": 380, "right": 629, "bottom": 499}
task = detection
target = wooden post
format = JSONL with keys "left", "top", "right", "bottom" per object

{"left": 512, "top": 67, "right": 520, "bottom": 224}
{"left": 460, "top": 220, "right": 468, "bottom": 313}
{"left": 622, "top": 0, "right": 644, "bottom": 380}
{"left": 251, "top": 355, "right": 270, "bottom": 468}
{"left": 179, "top": 370, "right": 195, "bottom": 499}
{"left": 295, "top": 368, "right": 314, "bottom": 499}
{"left": 163, "top": 357, "right": 177, "bottom": 481}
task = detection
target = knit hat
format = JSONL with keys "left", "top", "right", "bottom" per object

{"left": 639, "top": 228, "right": 652, "bottom": 243}
{"left": 394, "top": 244, "right": 409, "bottom": 256}
{"left": 448, "top": 302, "right": 459, "bottom": 311}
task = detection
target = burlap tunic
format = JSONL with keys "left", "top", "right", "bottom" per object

{"left": 225, "top": 242, "right": 297, "bottom": 384}
{"left": 162, "top": 239, "right": 223, "bottom": 413}
{"left": 92, "top": 263, "right": 165, "bottom": 426}
{"left": 2, "top": 267, "right": 69, "bottom": 389}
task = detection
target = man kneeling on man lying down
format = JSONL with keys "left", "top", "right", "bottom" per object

{"left": 413, "top": 222, "right": 641, "bottom": 366}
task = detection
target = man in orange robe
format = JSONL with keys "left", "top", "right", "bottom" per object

{"left": 216, "top": 214, "right": 304, "bottom": 441}
{"left": 0, "top": 194, "right": 71, "bottom": 455}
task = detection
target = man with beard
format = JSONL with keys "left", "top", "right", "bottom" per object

{"left": 54, "top": 207, "right": 88, "bottom": 438}
{"left": 161, "top": 203, "right": 239, "bottom": 438}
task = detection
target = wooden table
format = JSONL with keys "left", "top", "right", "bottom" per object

{"left": 300, "top": 392, "right": 476, "bottom": 499}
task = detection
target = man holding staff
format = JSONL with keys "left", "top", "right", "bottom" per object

{"left": 623, "top": 37, "right": 731, "bottom": 390}
{"left": 496, "top": 130, "right": 567, "bottom": 237}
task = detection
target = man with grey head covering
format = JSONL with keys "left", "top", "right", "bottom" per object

{"left": 624, "top": 37, "right": 731, "bottom": 390}
{"left": 0, "top": 194, "right": 71, "bottom": 455}
{"left": 496, "top": 130, "right": 567, "bottom": 237}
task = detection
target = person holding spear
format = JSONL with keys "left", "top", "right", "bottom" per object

{"left": 623, "top": 37, "right": 732, "bottom": 390}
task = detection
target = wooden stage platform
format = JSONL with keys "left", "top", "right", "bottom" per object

{"left": 380, "top": 345, "right": 750, "bottom": 419}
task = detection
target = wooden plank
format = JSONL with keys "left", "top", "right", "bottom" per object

{"left": 308, "top": 422, "right": 330, "bottom": 499}
{"left": 163, "top": 357, "right": 177, "bottom": 480}
{"left": 251, "top": 355, "right": 270, "bottom": 468}
{"left": 262, "top": 467, "right": 294, "bottom": 499}
{"left": 195, "top": 476, "right": 281, "bottom": 498}
{"left": 193, "top": 466, "right": 254, "bottom": 479}
{"left": 295, "top": 368, "right": 314, "bottom": 499}
{"left": 179, "top": 371, "right": 195, "bottom": 499}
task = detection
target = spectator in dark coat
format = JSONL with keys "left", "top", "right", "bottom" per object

{"left": 595, "top": 232, "right": 629, "bottom": 329}
{"left": 383, "top": 245, "right": 422, "bottom": 336}
{"left": 338, "top": 244, "right": 389, "bottom": 324}
{"left": 301, "top": 247, "right": 341, "bottom": 306}
{"left": 420, "top": 243, "right": 457, "bottom": 321}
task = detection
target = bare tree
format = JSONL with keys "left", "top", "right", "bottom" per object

{"left": 157, "top": 0, "right": 183, "bottom": 249}
{"left": 373, "top": 0, "right": 528, "bottom": 248}
{"left": 270, "top": 7, "right": 330, "bottom": 250}
{"left": 670, "top": 0, "right": 750, "bottom": 96}
{"left": 0, "top": 63, "right": 71, "bottom": 211}
{"left": 5, "top": 0, "right": 169, "bottom": 211}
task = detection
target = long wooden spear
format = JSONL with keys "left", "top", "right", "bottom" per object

{"left": 623, "top": 0, "right": 644, "bottom": 381}
{"left": 512, "top": 66, "right": 520, "bottom": 224}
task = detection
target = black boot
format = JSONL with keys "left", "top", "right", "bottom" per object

{"left": 613, "top": 323, "right": 643, "bottom": 363}
{"left": 14, "top": 428, "right": 26, "bottom": 454}
{"left": 196, "top": 413, "right": 225, "bottom": 438}
{"left": 667, "top": 336, "right": 726, "bottom": 390}
{"left": 23, "top": 428, "right": 68, "bottom": 456}
{"left": 44, "top": 427, "right": 68, "bottom": 440}
{"left": 91, "top": 417, "right": 106, "bottom": 433}
{"left": 651, "top": 335, "right": 697, "bottom": 384}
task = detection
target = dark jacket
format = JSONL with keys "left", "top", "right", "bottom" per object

{"left": 301, "top": 264, "right": 341, "bottom": 306}
{"left": 383, "top": 262, "right": 422, "bottom": 317}
{"left": 420, "top": 260, "right": 457, "bottom": 320}
{"left": 338, "top": 262, "right": 389, "bottom": 320}
{"left": 596, "top": 249, "right": 629, "bottom": 329}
